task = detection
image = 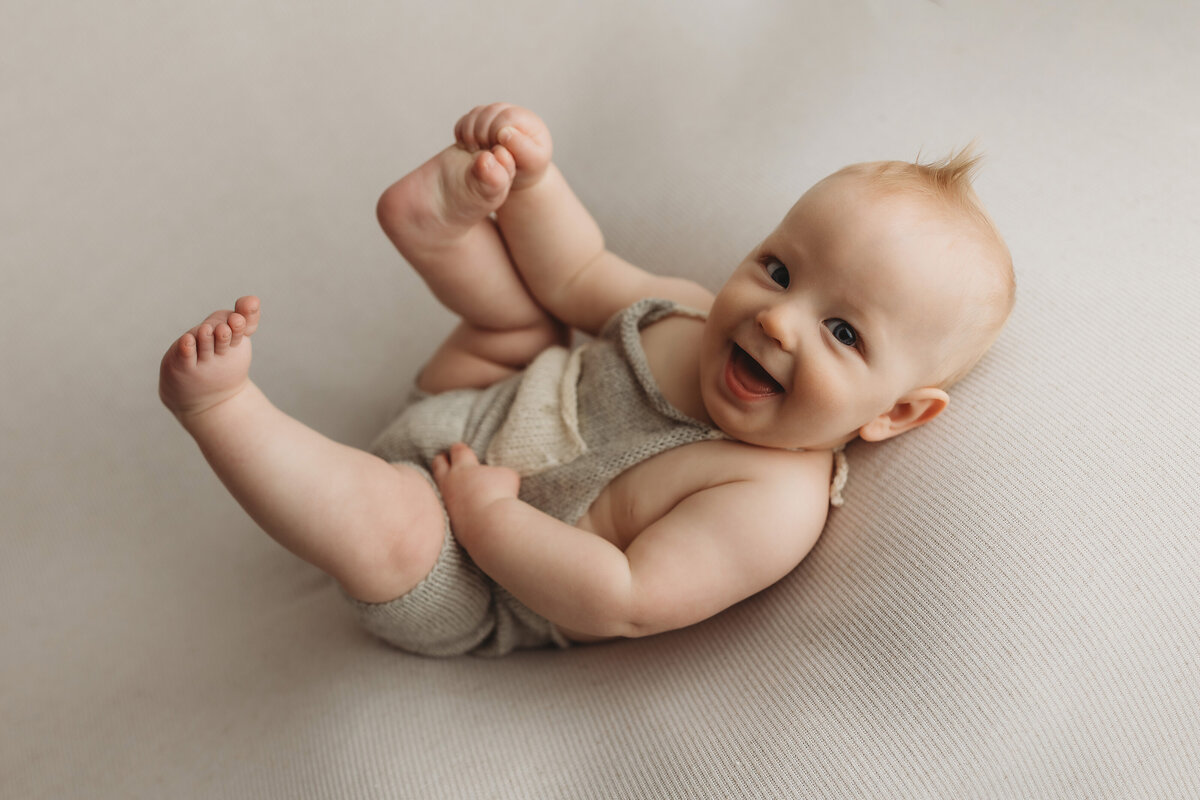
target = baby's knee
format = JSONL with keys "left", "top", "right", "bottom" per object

{"left": 332, "top": 464, "right": 446, "bottom": 604}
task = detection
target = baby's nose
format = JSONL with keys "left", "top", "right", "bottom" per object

{"left": 756, "top": 306, "right": 797, "bottom": 351}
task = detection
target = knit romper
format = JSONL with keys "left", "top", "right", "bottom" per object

{"left": 344, "top": 298, "right": 728, "bottom": 657}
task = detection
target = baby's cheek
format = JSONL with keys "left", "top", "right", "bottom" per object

{"left": 796, "top": 377, "right": 856, "bottom": 431}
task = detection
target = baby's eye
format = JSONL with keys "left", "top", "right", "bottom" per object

{"left": 762, "top": 257, "right": 789, "bottom": 288}
{"left": 824, "top": 319, "right": 859, "bottom": 349}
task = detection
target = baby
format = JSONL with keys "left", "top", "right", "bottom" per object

{"left": 159, "top": 103, "right": 1014, "bottom": 657}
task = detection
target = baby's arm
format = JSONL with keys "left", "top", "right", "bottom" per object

{"left": 454, "top": 104, "right": 713, "bottom": 334}
{"left": 432, "top": 444, "right": 829, "bottom": 638}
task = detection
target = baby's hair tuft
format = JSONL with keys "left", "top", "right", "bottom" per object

{"left": 915, "top": 142, "right": 984, "bottom": 200}
{"left": 837, "top": 142, "right": 986, "bottom": 215}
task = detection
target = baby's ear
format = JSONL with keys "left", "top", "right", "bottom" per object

{"left": 858, "top": 388, "right": 950, "bottom": 442}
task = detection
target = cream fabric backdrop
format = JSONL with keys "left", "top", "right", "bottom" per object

{"left": 5, "top": 1, "right": 1198, "bottom": 797}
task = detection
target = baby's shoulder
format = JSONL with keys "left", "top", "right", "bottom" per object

{"left": 659, "top": 441, "right": 834, "bottom": 558}
{"left": 686, "top": 440, "right": 834, "bottom": 511}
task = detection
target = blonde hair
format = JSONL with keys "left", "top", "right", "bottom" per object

{"left": 835, "top": 145, "right": 1016, "bottom": 389}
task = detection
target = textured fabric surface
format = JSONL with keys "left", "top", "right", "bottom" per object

{"left": 352, "top": 299, "right": 721, "bottom": 656}
{"left": 343, "top": 462, "right": 571, "bottom": 658}
{"left": 484, "top": 345, "right": 587, "bottom": 475}
{"left": 5, "top": 0, "right": 1199, "bottom": 797}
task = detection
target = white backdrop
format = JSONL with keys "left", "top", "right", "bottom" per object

{"left": 5, "top": 1, "right": 1198, "bottom": 797}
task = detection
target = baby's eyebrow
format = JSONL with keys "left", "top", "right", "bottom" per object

{"left": 757, "top": 244, "right": 784, "bottom": 262}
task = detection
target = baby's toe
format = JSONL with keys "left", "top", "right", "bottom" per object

{"left": 196, "top": 323, "right": 215, "bottom": 361}
{"left": 234, "top": 296, "right": 261, "bottom": 334}
{"left": 213, "top": 322, "right": 233, "bottom": 355}
{"left": 202, "top": 309, "right": 233, "bottom": 330}
{"left": 227, "top": 312, "right": 246, "bottom": 346}
{"left": 491, "top": 145, "right": 516, "bottom": 178}
{"left": 469, "top": 151, "right": 512, "bottom": 199}
{"left": 174, "top": 332, "right": 197, "bottom": 367}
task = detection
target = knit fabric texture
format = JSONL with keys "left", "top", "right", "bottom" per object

{"left": 352, "top": 298, "right": 728, "bottom": 655}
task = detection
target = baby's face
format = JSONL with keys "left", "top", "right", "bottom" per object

{"left": 699, "top": 173, "right": 975, "bottom": 451}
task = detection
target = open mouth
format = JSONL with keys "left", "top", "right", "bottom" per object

{"left": 725, "top": 344, "right": 784, "bottom": 399}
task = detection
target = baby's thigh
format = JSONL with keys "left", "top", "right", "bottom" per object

{"left": 417, "top": 318, "right": 566, "bottom": 394}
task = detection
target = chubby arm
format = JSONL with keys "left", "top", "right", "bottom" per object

{"left": 455, "top": 104, "right": 713, "bottom": 335}
{"left": 497, "top": 164, "right": 714, "bottom": 335}
{"left": 432, "top": 443, "right": 829, "bottom": 638}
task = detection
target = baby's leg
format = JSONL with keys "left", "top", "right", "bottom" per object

{"left": 377, "top": 141, "right": 563, "bottom": 393}
{"left": 159, "top": 297, "right": 445, "bottom": 603}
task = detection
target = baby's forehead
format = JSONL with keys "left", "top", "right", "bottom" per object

{"left": 813, "top": 177, "right": 994, "bottom": 264}
{"left": 778, "top": 193, "right": 987, "bottom": 331}
{"left": 838, "top": 171, "right": 966, "bottom": 221}
{"left": 814, "top": 168, "right": 1007, "bottom": 268}
{"left": 777, "top": 186, "right": 965, "bottom": 272}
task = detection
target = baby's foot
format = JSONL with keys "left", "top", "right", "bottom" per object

{"left": 377, "top": 140, "right": 517, "bottom": 248}
{"left": 453, "top": 103, "right": 553, "bottom": 190}
{"left": 159, "top": 296, "right": 261, "bottom": 419}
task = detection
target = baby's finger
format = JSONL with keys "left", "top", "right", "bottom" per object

{"left": 494, "top": 105, "right": 546, "bottom": 138}
{"left": 431, "top": 453, "right": 448, "bottom": 481}
{"left": 448, "top": 442, "right": 478, "bottom": 465}
{"left": 455, "top": 106, "right": 485, "bottom": 149}
{"left": 472, "top": 103, "right": 512, "bottom": 148}
{"left": 496, "top": 126, "right": 546, "bottom": 169}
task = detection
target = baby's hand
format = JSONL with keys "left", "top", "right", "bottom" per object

{"left": 431, "top": 442, "right": 521, "bottom": 536}
{"left": 453, "top": 103, "right": 552, "bottom": 189}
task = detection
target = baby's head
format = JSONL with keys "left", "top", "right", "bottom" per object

{"left": 699, "top": 148, "right": 1015, "bottom": 452}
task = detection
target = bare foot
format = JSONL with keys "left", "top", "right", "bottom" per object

{"left": 453, "top": 103, "right": 553, "bottom": 190}
{"left": 374, "top": 104, "right": 564, "bottom": 336}
{"left": 377, "top": 103, "right": 553, "bottom": 248}
{"left": 376, "top": 139, "right": 518, "bottom": 251}
{"left": 159, "top": 296, "right": 261, "bottom": 418}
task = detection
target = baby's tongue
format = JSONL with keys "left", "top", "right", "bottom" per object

{"left": 733, "top": 346, "right": 782, "bottom": 395}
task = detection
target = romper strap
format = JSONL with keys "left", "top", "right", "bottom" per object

{"left": 830, "top": 444, "right": 849, "bottom": 508}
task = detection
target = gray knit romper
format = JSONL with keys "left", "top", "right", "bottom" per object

{"left": 345, "top": 298, "right": 727, "bottom": 657}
